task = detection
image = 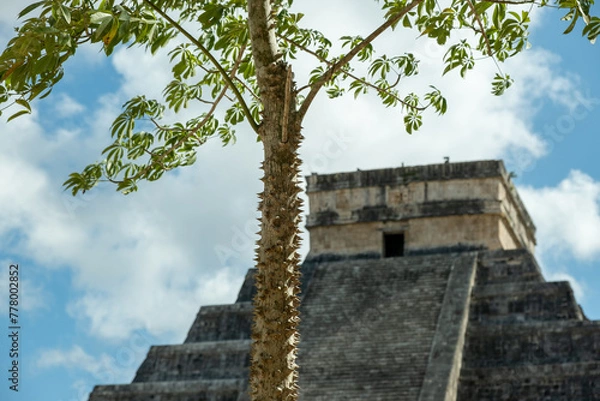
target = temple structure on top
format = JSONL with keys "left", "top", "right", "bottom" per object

{"left": 88, "top": 160, "right": 600, "bottom": 401}
{"left": 305, "top": 160, "right": 535, "bottom": 259}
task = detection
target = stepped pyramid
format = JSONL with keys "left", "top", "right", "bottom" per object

{"left": 89, "top": 160, "right": 600, "bottom": 401}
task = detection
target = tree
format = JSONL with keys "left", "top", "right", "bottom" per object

{"left": 0, "top": 0, "right": 596, "bottom": 399}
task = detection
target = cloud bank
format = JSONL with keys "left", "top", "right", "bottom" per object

{"left": 0, "top": 0, "right": 597, "bottom": 346}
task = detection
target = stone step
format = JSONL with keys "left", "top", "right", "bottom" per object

{"left": 133, "top": 340, "right": 251, "bottom": 383}
{"left": 463, "top": 321, "right": 600, "bottom": 368}
{"left": 184, "top": 302, "right": 252, "bottom": 343}
{"left": 476, "top": 249, "right": 543, "bottom": 284}
{"left": 470, "top": 281, "right": 583, "bottom": 323}
{"left": 295, "top": 254, "right": 476, "bottom": 400}
{"left": 299, "top": 379, "right": 423, "bottom": 401}
{"left": 458, "top": 362, "right": 600, "bottom": 401}
{"left": 89, "top": 379, "right": 248, "bottom": 401}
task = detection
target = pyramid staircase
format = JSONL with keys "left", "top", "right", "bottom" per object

{"left": 457, "top": 249, "right": 600, "bottom": 400}
{"left": 88, "top": 249, "right": 600, "bottom": 401}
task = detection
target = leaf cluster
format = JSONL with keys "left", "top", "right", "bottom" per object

{"left": 64, "top": 94, "right": 236, "bottom": 194}
{"left": 0, "top": 0, "right": 178, "bottom": 120}
{"left": 1, "top": 0, "right": 261, "bottom": 195}
{"left": 2, "top": 0, "right": 597, "bottom": 196}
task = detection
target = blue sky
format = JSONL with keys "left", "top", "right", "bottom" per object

{"left": 0, "top": 1, "right": 599, "bottom": 401}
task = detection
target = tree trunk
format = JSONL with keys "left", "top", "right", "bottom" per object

{"left": 247, "top": 1, "right": 303, "bottom": 400}
{"left": 251, "top": 70, "right": 303, "bottom": 399}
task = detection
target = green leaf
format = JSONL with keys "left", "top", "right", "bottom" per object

{"left": 493, "top": 4, "right": 506, "bottom": 29}
{"left": 218, "top": 125, "right": 236, "bottom": 146}
{"left": 491, "top": 73, "right": 513, "bottom": 95}
{"left": 368, "top": 56, "right": 391, "bottom": 79}
{"left": 582, "top": 16, "right": 600, "bottom": 43}
{"left": 0, "top": 86, "right": 8, "bottom": 103}
{"left": 18, "top": 1, "right": 45, "bottom": 19}
{"left": 39, "top": 87, "right": 53, "bottom": 99}
{"left": 117, "top": 179, "right": 138, "bottom": 194}
{"left": 15, "top": 98, "right": 32, "bottom": 112}
{"left": 424, "top": 86, "right": 447, "bottom": 115}
{"left": 326, "top": 85, "right": 344, "bottom": 98}
{"left": 349, "top": 79, "right": 368, "bottom": 99}
{"left": 90, "top": 11, "right": 113, "bottom": 25}
{"left": 29, "top": 83, "right": 48, "bottom": 100}
{"left": 63, "top": 173, "right": 85, "bottom": 196}
{"left": 225, "top": 103, "right": 246, "bottom": 124}
{"left": 111, "top": 113, "right": 134, "bottom": 139}
{"left": 7, "top": 109, "right": 30, "bottom": 122}
{"left": 198, "top": 4, "right": 225, "bottom": 28}
{"left": 561, "top": 9, "right": 575, "bottom": 21}
{"left": 563, "top": 13, "right": 579, "bottom": 34}
{"left": 58, "top": 4, "right": 71, "bottom": 24}
{"left": 404, "top": 111, "right": 422, "bottom": 134}
{"left": 473, "top": 1, "right": 493, "bottom": 16}
{"left": 92, "top": 14, "right": 114, "bottom": 43}
{"left": 403, "top": 93, "right": 419, "bottom": 109}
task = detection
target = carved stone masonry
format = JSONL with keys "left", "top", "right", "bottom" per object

{"left": 88, "top": 160, "right": 599, "bottom": 401}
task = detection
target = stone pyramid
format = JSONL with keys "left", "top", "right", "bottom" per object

{"left": 88, "top": 160, "right": 600, "bottom": 401}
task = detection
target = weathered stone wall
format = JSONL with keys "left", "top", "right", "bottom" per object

{"left": 133, "top": 341, "right": 250, "bottom": 383}
{"left": 307, "top": 214, "right": 517, "bottom": 257}
{"left": 408, "top": 215, "right": 503, "bottom": 252}
{"left": 306, "top": 160, "right": 536, "bottom": 259}
{"left": 306, "top": 177, "right": 504, "bottom": 224}
{"left": 88, "top": 248, "right": 598, "bottom": 401}
{"left": 307, "top": 221, "right": 385, "bottom": 257}
{"left": 184, "top": 303, "right": 253, "bottom": 343}
{"left": 498, "top": 182, "right": 536, "bottom": 251}
{"left": 457, "top": 249, "right": 600, "bottom": 401}
{"left": 497, "top": 217, "right": 519, "bottom": 250}
{"left": 86, "top": 161, "right": 599, "bottom": 401}
{"left": 418, "top": 254, "right": 477, "bottom": 401}
{"left": 297, "top": 254, "right": 466, "bottom": 400}
{"left": 89, "top": 380, "right": 248, "bottom": 401}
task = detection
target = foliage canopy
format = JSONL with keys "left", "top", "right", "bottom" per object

{"left": 0, "top": 0, "right": 596, "bottom": 195}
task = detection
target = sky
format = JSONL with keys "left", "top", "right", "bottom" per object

{"left": 0, "top": 1, "right": 599, "bottom": 401}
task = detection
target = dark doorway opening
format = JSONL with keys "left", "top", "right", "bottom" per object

{"left": 384, "top": 233, "right": 405, "bottom": 258}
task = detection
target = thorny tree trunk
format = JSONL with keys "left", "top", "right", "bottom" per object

{"left": 248, "top": 1, "right": 303, "bottom": 400}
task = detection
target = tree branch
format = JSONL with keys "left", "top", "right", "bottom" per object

{"left": 247, "top": 0, "right": 280, "bottom": 76}
{"left": 465, "top": 0, "right": 494, "bottom": 56}
{"left": 195, "top": 97, "right": 216, "bottom": 105}
{"left": 117, "top": 44, "right": 247, "bottom": 186}
{"left": 485, "top": 0, "right": 545, "bottom": 4}
{"left": 234, "top": 75, "right": 260, "bottom": 101}
{"left": 278, "top": 34, "right": 426, "bottom": 111}
{"left": 142, "top": 0, "right": 259, "bottom": 133}
{"left": 389, "top": 71, "right": 402, "bottom": 89}
{"left": 297, "top": 0, "right": 424, "bottom": 122}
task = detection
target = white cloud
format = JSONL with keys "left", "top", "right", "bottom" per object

{"left": 68, "top": 266, "right": 244, "bottom": 340}
{"left": 0, "top": 0, "right": 597, "bottom": 346}
{"left": 298, "top": 46, "right": 570, "bottom": 177}
{"left": 292, "top": 2, "right": 585, "bottom": 177}
{"left": 20, "top": 274, "right": 48, "bottom": 311}
{"left": 0, "top": 92, "right": 264, "bottom": 341}
{"left": 55, "top": 93, "right": 86, "bottom": 118}
{"left": 112, "top": 45, "right": 173, "bottom": 100}
{"left": 37, "top": 345, "right": 137, "bottom": 384}
{"left": 36, "top": 330, "right": 158, "bottom": 397}
{"left": 0, "top": 91, "right": 260, "bottom": 341}
{"left": 518, "top": 170, "right": 600, "bottom": 260}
